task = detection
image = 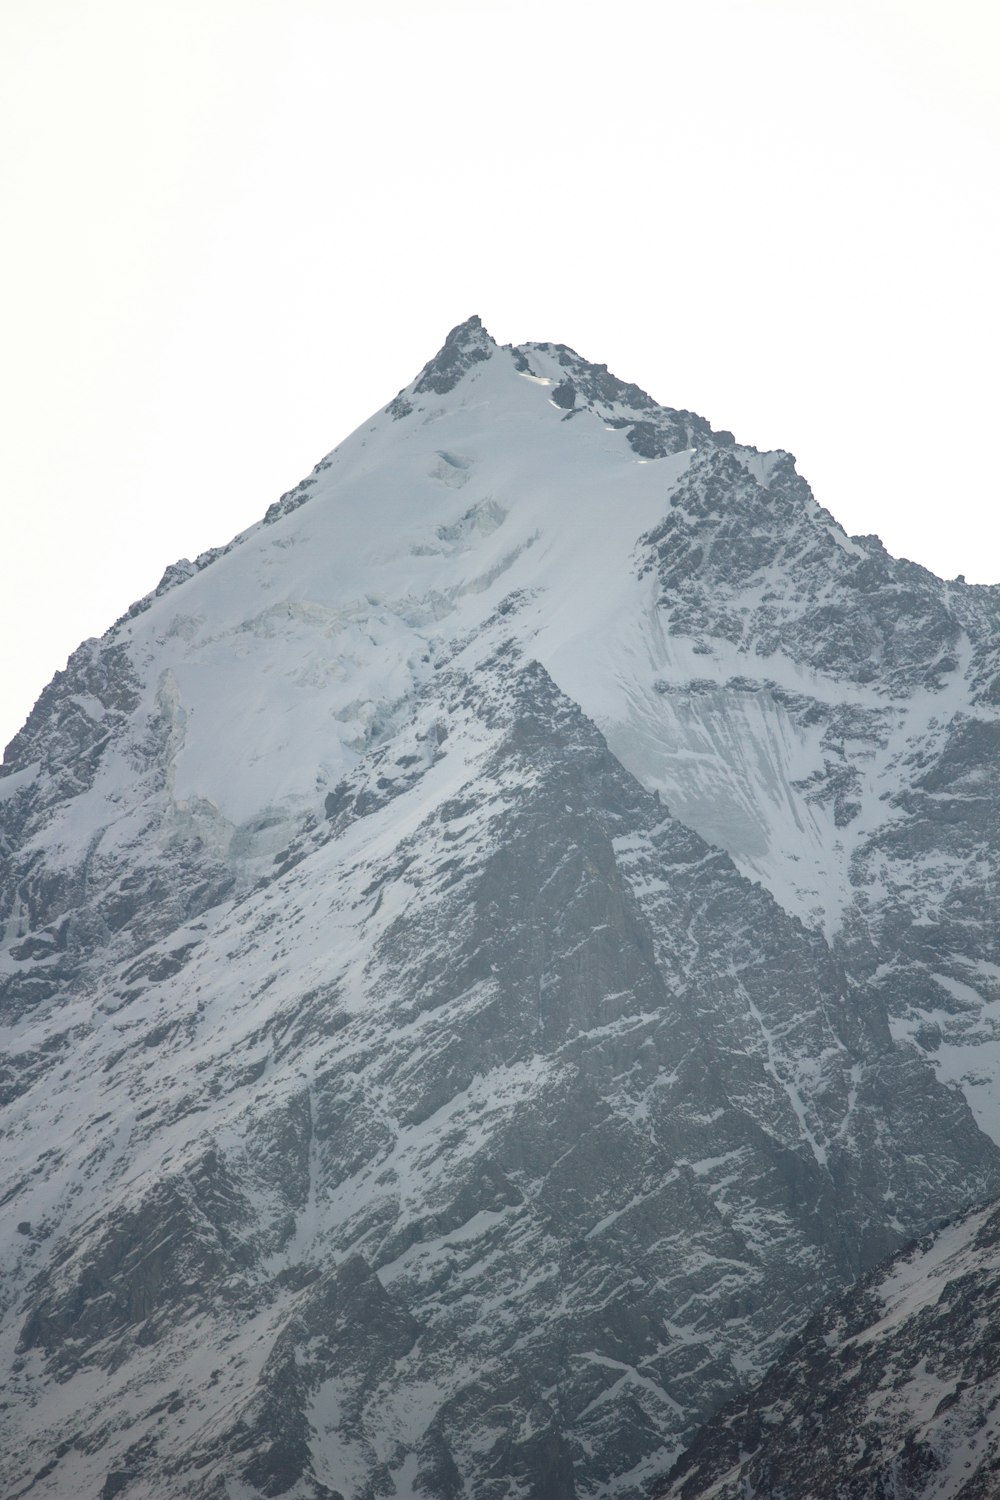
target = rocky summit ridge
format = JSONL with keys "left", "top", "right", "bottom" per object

{"left": 2, "top": 319, "right": 1000, "bottom": 1498}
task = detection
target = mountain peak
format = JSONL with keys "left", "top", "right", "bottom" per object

{"left": 5, "top": 321, "right": 1000, "bottom": 1500}
{"left": 444, "top": 311, "right": 491, "bottom": 343}
{"left": 384, "top": 314, "right": 497, "bottom": 418}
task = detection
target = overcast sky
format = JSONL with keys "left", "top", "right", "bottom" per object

{"left": 2, "top": 0, "right": 998, "bottom": 754}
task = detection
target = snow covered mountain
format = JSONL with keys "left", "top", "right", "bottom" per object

{"left": 2, "top": 316, "right": 1000, "bottom": 1498}
{"left": 660, "top": 1196, "right": 1000, "bottom": 1499}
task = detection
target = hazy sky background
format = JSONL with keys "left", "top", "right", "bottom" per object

{"left": 2, "top": 0, "right": 998, "bottom": 753}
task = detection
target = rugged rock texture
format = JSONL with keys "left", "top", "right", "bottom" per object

{"left": 659, "top": 1198, "right": 1000, "bottom": 1500}
{"left": 2, "top": 317, "right": 999, "bottom": 1497}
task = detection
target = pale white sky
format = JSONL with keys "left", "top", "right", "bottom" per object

{"left": 2, "top": 0, "right": 998, "bottom": 753}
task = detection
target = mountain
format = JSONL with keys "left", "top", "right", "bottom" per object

{"left": 2, "top": 316, "right": 999, "bottom": 1499}
{"left": 659, "top": 1196, "right": 1000, "bottom": 1499}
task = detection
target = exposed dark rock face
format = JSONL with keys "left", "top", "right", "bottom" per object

{"left": 659, "top": 1198, "right": 1000, "bottom": 1500}
{"left": 521, "top": 337, "right": 729, "bottom": 456}
{"left": 387, "top": 315, "right": 497, "bottom": 417}
{"left": 641, "top": 444, "right": 965, "bottom": 693}
{"left": 1, "top": 320, "right": 998, "bottom": 1497}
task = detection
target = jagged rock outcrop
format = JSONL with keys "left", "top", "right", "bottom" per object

{"left": 659, "top": 1197, "right": 1000, "bottom": 1499}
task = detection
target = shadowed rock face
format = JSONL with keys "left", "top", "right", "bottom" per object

{"left": 17, "top": 1150, "right": 256, "bottom": 1373}
{"left": 2, "top": 322, "right": 1000, "bottom": 1498}
{"left": 658, "top": 1198, "right": 1000, "bottom": 1500}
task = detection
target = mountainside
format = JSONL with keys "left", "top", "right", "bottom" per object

{"left": 2, "top": 316, "right": 1000, "bottom": 1498}
{"left": 660, "top": 1196, "right": 1000, "bottom": 1499}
